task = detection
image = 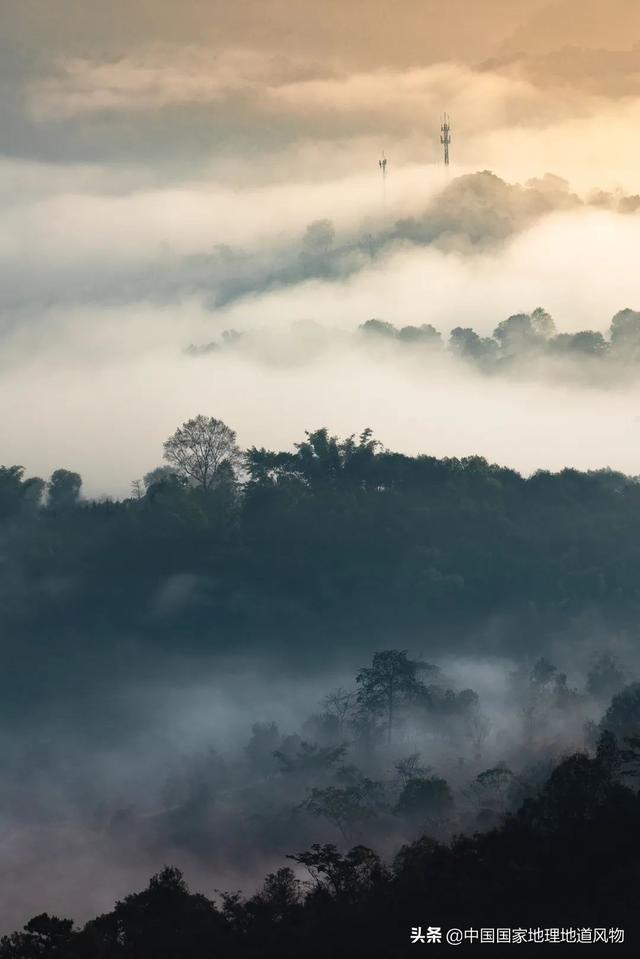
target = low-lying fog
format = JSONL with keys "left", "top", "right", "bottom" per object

{"left": 0, "top": 645, "right": 632, "bottom": 932}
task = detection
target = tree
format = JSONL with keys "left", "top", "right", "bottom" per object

{"left": 609, "top": 308, "right": 640, "bottom": 360}
{"left": 520, "top": 657, "right": 580, "bottom": 748}
{"left": 21, "top": 476, "right": 45, "bottom": 512}
{"left": 458, "top": 689, "right": 490, "bottom": 760}
{"left": 244, "top": 721, "right": 281, "bottom": 775}
{"left": 356, "top": 650, "right": 426, "bottom": 745}
{"left": 587, "top": 653, "right": 625, "bottom": 701}
{"left": 530, "top": 306, "right": 556, "bottom": 339}
{"left": 163, "top": 415, "right": 241, "bottom": 488}
{"left": 287, "top": 843, "right": 386, "bottom": 899}
{"left": 550, "top": 331, "right": 607, "bottom": 356}
{"left": 130, "top": 479, "right": 145, "bottom": 500}
{"left": 397, "top": 323, "right": 442, "bottom": 346}
{"left": 395, "top": 776, "right": 454, "bottom": 831}
{"left": 249, "top": 867, "right": 301, "bottom": 921}
{"left": 395, "top": 753, "right": 429, "bottom": 786}
{"left": 47, "top": 469, "right": 81, "bottom": 509}
{"left": 321, "top": 688, "right": 356, "bottom": 738}
{"left": 359, "top": 319, "right": 397, "bottom": 339}
{"left": 493, "top": 313, "right": 543, "bottom": 356}
{"left": 302, "top": 219, "right": 335, "bottom": 255}
{"left": 301, "top": 777, "right": 385, "bottom": 841}
{"left": 465, "top": 766, "right": 518, "bottom": 825}
{"left": 449, "top": 327, "right": 498, "bottom": 365}
{"left": 282, "top": 427, "right": 381, "bottom": 490}
{"left": 143, "top": 465, "right": 182, "bottom": 490}
{"left": 0, "top": 466, "right": 30, "bottom": 519}
{"left": 81, "top": 866, "right": 226, "bottom": 958}
{"left": 274, "top": 742, "right": 347, "bottom": 779}
{"left": 601, "top": 683, "right": 640, "bottom": 745}
{"left": 0, "top": 914, "right": 76, "bottom": 958}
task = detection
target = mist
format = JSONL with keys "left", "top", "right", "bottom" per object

{"left": 0, "top": 640, "right": 632, "bottom": 933}
{"left": 3, "top": 1, "right": 640, "bottom": 948}
{"left": 2, "top": 180, "right": 640, "bottom": 496}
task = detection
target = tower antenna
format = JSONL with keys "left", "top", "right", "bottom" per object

{"left": 378, "top": 151, "right": 388, "bottom": 220}
{"left": 440, "top": 113, "right": 451, "bottom": 167}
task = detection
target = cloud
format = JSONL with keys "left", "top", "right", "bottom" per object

{"left": 28, "top": 52, "right": 587, "bottom": 135}
{"left": 1, "top": 1, "right": 549, "bottom": 75}
{"left": 2, "top": 168, "right": 631, "bottom": 319}
{"left": 480, "top": 43, "right": 640, "bottom": 97}
{"left": 500, "top": 0, "right": 640, "bottom": 58}
{"left": 2, "top": 202, "right": 640, "bottom": 498}
{"left": 29, "top": 47, "right": 322, "bottom": 120}
{"left": 1, "top": 157, "right": 640, "bottom": 502}
{"left": 1, "top": 1, "right": 640, "bottom": 497}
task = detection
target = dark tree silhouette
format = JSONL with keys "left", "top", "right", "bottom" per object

{"left": 0, "top": 914, "right": 76, "bottom": 958}
{"left": 601, "top": 682, "right": 640, "bottom": 745}
{"left": 163, "top": 415, "right": 241, "bottom": 488}
{"left": 81, "top": 866, "right": 227, "bottom": 959}
{"left": 47, "top": 469, "right": 82, "bottom": 509}
{"left": 302, "top": 777, "right": 385, "bottom": 841}
{"left": 395, "top": 775, "right": 454, "bottom": 830}
{"left": 356, "top": 650, "right": 426, "bottom": 745}
{"left": 3, "top": 748, "right": 640, "bottom": 956}
{"left": 587, "top": 653, "right": 625, "bottom": 701}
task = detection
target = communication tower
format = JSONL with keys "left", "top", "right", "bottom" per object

{"left": 379, "top": 151, "right": 388, "bottom": 220}
{"left": 440, "top": 114, "right": 451, "bottom": 167}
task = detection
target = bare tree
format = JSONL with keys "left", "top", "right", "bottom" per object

{"left": 394, "top": 753, "right": 429, "bottom": 787}
{"left": 163, "top": 415, "right": 241, "bottom": 488}
{"left": 321, "top": 688, "right": 356, "bottom": 737}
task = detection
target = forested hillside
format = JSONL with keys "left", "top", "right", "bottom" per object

{"left": 2, "top": 737, "right": 638, "bottom": 956}
{"left": 2, "top": 423, "right": 640, "bottom": 666}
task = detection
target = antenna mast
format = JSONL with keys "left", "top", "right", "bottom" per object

{"left": 378, "top": 151, "right": 388, "bottom": 218}
{"left": 440, "top": 114, "right": 451, "bottom": 167}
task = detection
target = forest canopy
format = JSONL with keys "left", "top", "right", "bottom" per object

{"left": 187, "top": 305, "right": 640, "bottom": 387}
{"left": 1, "top": 420, "right": 639, "bottom": 667}
{"left": 1, "top": 736, "right": 637, "bottom": 957}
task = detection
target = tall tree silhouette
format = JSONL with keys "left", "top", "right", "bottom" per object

{"left": 163, "top": 415, "right": 241, "bottom": 488}
{"left": 356, "top": 650, "right": 426, "bottom": 745}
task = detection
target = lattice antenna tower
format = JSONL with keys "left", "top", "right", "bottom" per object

{"left": 440, "top": 113, "right": 451, "bottom": 167}
{"left": 379, "top": 151, "right": 388, "bottom": 220}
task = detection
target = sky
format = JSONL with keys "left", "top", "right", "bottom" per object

{"left": 2, "top": 0, "right": 640, "bottom": 494}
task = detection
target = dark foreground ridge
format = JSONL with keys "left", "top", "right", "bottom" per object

{"left": 1, "top": 738, "right": 638, "bottom": 957}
